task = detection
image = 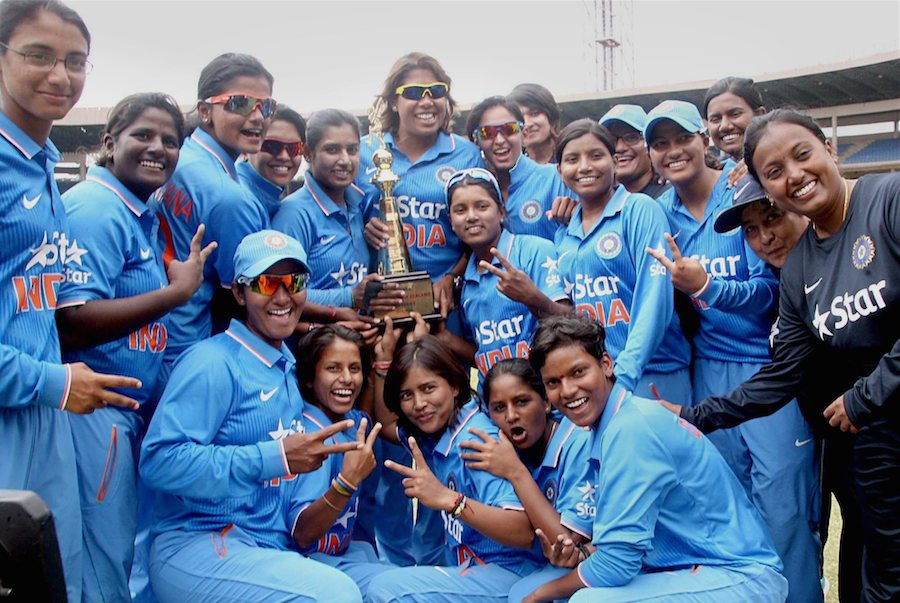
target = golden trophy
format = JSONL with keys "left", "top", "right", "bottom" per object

{"left": 363, "top": 98, "right": 440, "bottom": 326}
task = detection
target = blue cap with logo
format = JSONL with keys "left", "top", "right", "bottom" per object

{"left": 599, "top": 104, "right": 648, "bottom": 132}
{"left": 233, "top": 230, "right": 310, "bottom": 282}
{"left": 713, "top": 174, "right": 769, "bottom": 233}
{"left": 644, "top": 100, "right": 704, "bottom": 142}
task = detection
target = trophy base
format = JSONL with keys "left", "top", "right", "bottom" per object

{"left": 364, "top": 271, "right": 442, "bottom": 327}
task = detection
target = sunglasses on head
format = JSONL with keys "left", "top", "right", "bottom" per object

{"left": 238, "top": 272, "right": 309, "bottom": 296}
{"left": 261, "top": 138, "right": 305, "bottom": 158}
{"left": 394, "top": 82, "right": 449, "bottom": 101}
{"left": 445, "top": 167, "right": 503, "bottom": 202}
{"left": 204, "top": 94, "right": 277, "bottom": 118}
{"left": 473, "top": 121, "right": 524, "bottom": 141}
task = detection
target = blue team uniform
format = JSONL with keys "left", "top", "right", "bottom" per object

{"left": 503, "top": 154, "right": 571, "bottom": 240}
{"left": 658, "top": 169, "right": 820, "bottom": 603}
{"left": 151, "top": 129, "right": 270, "bottom": 364}
{"left": 57, "top": 166, "right": 169, "bottom": 602}
{"left": 139, "top": 319, "right": 361, "bottom": 603}
{"left": 357, "top": 131, "right": 482, "bottom": 279}
{"left": 236, "top": 158, "right": 284, "bottom": 220}
{"left": 555, "top": 184, "right": 692, "bottom": 405}
{"left": 569, "top": 385, "right": 787, "bottom": 602}
{"left": 0, "top": 112, "right": 82, "bottom": 602}
{"left": 460, "top": 230, "right": 568, "bottom": 379}
{"left": 272, "top": 174, "right": 373, "bottom": 308}
{"left": 367, "top": 403, "right": 546, "bottom": 603}
{"left": 284, "top": 406, "right": 393, "bottom": 595}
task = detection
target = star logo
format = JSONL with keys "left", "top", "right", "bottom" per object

{"left": 330, "top": 262, "right": 351, "bottom": 285}
{"left": 268, "top": 418, "right": 292, "bottom": 440}
{"left": 811, "top": 304, "right": 833, "bottom": 340}
{"left": 65, "top": 239, "right": 88, "bottom": 265}
{"left": 335, "top": 503, "right": 357, "bottom": 529}
{"left": 563, "top": 277, "right": 574, "bottom": 296}
{"left": 541, "top": 255, "right": 560, "bottom": 273}
{"left": 576, "top": 480, "right": 597, "bottom": 503}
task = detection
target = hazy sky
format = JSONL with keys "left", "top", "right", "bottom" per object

{"left": 65, "top": 0, "right": 899, "bottom": 115}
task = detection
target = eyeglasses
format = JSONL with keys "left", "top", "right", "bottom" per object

{"left": 260, "top": 138, "right": 305, "bottom": 158}
{"left": 616, "top": 131, "right": 644, "bottom": 145}
{"left": 0, "top": 42, "right": 92, "bottom": 74}
{"left": 444, "top": 167, "right": 503, "bottom": 202}
{"left": 238, "top": 272, "right": 309, "bottom": 296}
{"left": 473, "top": 121, "right": 524, "bottom": 141}
{"left": 204, "top": 94, "right": 277, "bottom": 118}
{"left": 394, "top": 82, "right": 449, "bottom": 101}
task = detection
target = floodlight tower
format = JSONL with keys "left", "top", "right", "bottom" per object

{"left": 592, "top": 0, "right": 634, "bottom": 91}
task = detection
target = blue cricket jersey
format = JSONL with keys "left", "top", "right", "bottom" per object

{"left": 236, "top": 158, "right": 284, "bottom": 220}
{"left": 140, "top": 319, "right": 306, "bottom": 550}
{"left": 356, "top": 131, "right": 483, "bottom": 279}
{"left": 577, "top": 384, "right": 782, "bottom": 588}
{"left": 272, "top": 173, "right": 373, "bottom": 308}
{"left": 657, "top": 170, "right": 778, "bottom": 363}
{"left": 556, "top": 185, "right": 690, "bottom": 391}
{"left": 504, "top": 154, "right": 571, "bottom": 240}
{"left": 151, "top": 129, "right": 270, "bottom": 361}
{"left": 460, "top": 230, "right": 568, "bottom": 377}
{"left": 0, "top": 112, "right": 71, "bottom": 408}
{"left": 412, "top": 402, "right": 545, "bottom": 576}
{"left": 284, "top": 406, "right": 367, "bottom": 556}
{"left": 57, "top": 167, "right": 168, "bottom": 406}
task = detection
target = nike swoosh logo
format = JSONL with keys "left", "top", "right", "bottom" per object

{"left": 260, "top": 387, "right": 279, "bottom": 402}
{"left": 139, "top": 248, "right": 152, "bottom": 260}
{"left": 671, "top": 230, "right": 681, "bottom": 240}
{"left": 733, "top": 181, "right": 751, "bottom": 202}
{"left": 319, "top": 235, "right": 336, "bottom": 245}
{"left": 803, "top": 278, "right": 823, "bottom": 295}
{"left": 794, "top": 438, "right": 812, "bottom": 447}
{"left": 22, "top": 193, "right": 41, "bottom": 210}
{"left": 365, "top": 166, "right": 378, "bottom": 175}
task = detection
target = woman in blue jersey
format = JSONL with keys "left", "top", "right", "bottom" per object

{"left": 285, "top": 325, "right": 394, "bottom": 596}
{"left": 507, "top": 83, "right": 561, "bottom": 166}
{"left": 464, "top": 96, "right": 570, "bottom": 240}
{"left": 139, "top": 230, "right": 365, "bottom": 603}
{"left": 55, "top": 92, "right": 213, "bottom": 601}
{"left": 442, "top": 167, "right": 570, "bottom": 379}
{"left": 0, "top": 2, "right": 141, "bottom": 600}
{"left": 520, "top": 315, "right": 787, "bottom": 603}
{"left": 367, "top": 323, "right": 545, "bottom": 602}
{"left": 155, "top": 52, "right": 277, "bottom": 365}
{"left": 458, "top": 358, "right": 595, "bottom": 603}
{"left": 237, "top": 104, "right": 306, "bottom": 219}
{"left": 273, "top": 108, "right": 402, "bottom": 337}
{"left": 644, "top": 100, "right": 820, "bottom": 603}
{"left": 553, "top": 118, "right": 692, "bottom": 407}
{"left": 702, "top": 77, "right": 766, "bottom": 173}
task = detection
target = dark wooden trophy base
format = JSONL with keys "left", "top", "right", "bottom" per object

{"left": 364, "top": 271, "right": 442, "bottom": 328}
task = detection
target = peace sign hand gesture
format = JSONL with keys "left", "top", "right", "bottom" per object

{"left": 167, "top": 224, "right": 217, "bottom": 304}
{"left": 340, "top": 417, "right": 383, "bottom": 485}
{"left": 283, "top": 419, "right": 362, "bottom": 475}
{"left": 384, "top": 436, "right": 457, "bottom": 512}
{"left": 479, "top": 247, "right": 541, "bottom": 305}
{"left": 645, "top": 233, "right": 709, "bottom": 295}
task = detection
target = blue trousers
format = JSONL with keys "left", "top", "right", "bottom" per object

{"left": 692, "top": 358, "right": 821, "bottom": 603}
{"left": 509, "top": 566, "right": 569, "bottom": 602}
{"left": 634, "top": 367, "right": 692, "bottom": 409}
{"left": 70, "top": 405, "right": 144, "bottom": 602}
{"left": 367, "top": 562, "right": 522, "bottom": 603}
{"left": 150, "top": 526, "right": 362, "bottom": 603}
{"left": 309, "top": 540, "right": 394, "bottom": 597}
{"left": 569, "top": 563, "right": 788, "bottom": 602}
{"left": 0, "top": 406, "right": 82, "bottom": 603}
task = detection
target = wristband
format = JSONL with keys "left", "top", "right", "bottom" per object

{"left": 322, "top": 492, "right": 343, "bottom": 511}
{"left": 451, "top": 495, "right": 467, "bottom": 518}
{"left": 690, "top": 273, "right": 711, "bottom": 299}
{"left": 331, "top": 478, "right": 352, "bottom": 498}
{"left": 336, "top": 472, "right": 358, "bottom": 492}
{"left": 373, "top": 360, "right": 392, "bottom": 371}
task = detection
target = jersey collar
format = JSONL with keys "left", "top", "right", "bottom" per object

{"left": 507, "top": 153, "right": 538, "bottom": 195}
{"left": 669, "top": 169, "right": 732, "bottom": 227}
{"left": 588, "top": 382, "right": 629, "bottom": 462}
{"left": 304, "top": 173, "right": 363, "bottom": 217}
{"left": 237, "top": 158, "right": 283, "bottom": 197}
{"left": 224, "top": 318, "right": 294, "bottom": 369}
{"left": 566, "top": 184, "right": 629, "bottom": 239}
{"left": 85, "top": 166, "right": 150, "bottom": 217}
{"left": 464, "top": 228, "right": 515, "bottom": 283}
{"left": 0, "top": 111, "right": 59, "bottom": 162}
{"left": 540, "top": 419, "right": 578, "bottom": 469}
{"left": 191, "top": 129, "right": 237, "bottom": 180}
{"left": 382, "top": 130, "right": 456, "bottom": 164}
{"left": 435, "top": 400, "right": 480, "bottom": 458}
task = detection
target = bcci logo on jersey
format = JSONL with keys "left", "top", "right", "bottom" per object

{"left": 851, "top": 235, "right": 875, "bottom": 270}
{"left": 595, "top": 232, "right": 622, "bottom": 259}
{"left": 519, "top": 200, "right": 542, "bottom": 224}
{"left": 435, "top": 165, "right": 456, "bottom": 185}
{"left": 543, "top": 478, "right": 558, "bottom": 504}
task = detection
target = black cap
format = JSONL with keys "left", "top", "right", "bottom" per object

{"left": 714, "top": 175, "right": 768, "bottom": 233}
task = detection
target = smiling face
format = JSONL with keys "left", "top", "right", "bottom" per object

{"left": 751, "top": 122, "right": 843, "bottom": 225}
{"left": 200, "top": 74, "right": 272, "bottom": 156}
{"left": 449, "top": 183, "right": 503, "bottom": 251}
{"left": 250, "top": 118, "right": 303, "bottom": 187}
{"left": 475, "top": 105, "right": 523, "bottom": 172}
{"left": 557, "top": 132, "right": 616, "bottom": 206}
{"left": 394, "top": 67, "right": 447, "bottom": 142}
{"left": 518, "top": 104, "right": 552, "bottom": 149}
{"left": 307, "top": 122, "right": 360, "bottom": 199}
{"left": 540, "top": 344, "right": 614, "bottom": 428}
{"left": 487, "top": 373, "right": 550, "bottom": 450}
{"left": 0, "top": 9, "right": 88, "bottom": 139}
{"left": 706, "top": 91, "right": 760, "bottom": 160}
{"left": 648, "top": 121, "right": 707, "bottom": 186}
{"left": 233, "top": 258, "right": 307, "bottom": 349}
{"left": 310, "top": 337, "right": 364, "bottom": 423}
{"left": 605, "top": 121, "right": 652, "bottom": 188}
{"left": 398, "top": 365, "right": 459, "bottom": 435}
{"left": 105, "top": 107, "right": 180, "bottom": 200}
{"left": 740, "top": 200, "right": 809, "bottom": 268}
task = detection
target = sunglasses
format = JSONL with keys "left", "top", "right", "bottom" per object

{"left": 473, "top": 121, "right": 524, "bottom": 141}
{"left": 395, "top": 82, "right": 449, "bottom": 101}
{"left": 238, "top": 272, "right": 309, "bottom": 296}
{"left": 616, "top": 132, "right": 644, "bottom": 145}
{"left": 261, "top": 138, "right": 305, "bottom": 158}
{"left": 204, "top": 94, "right": 277, "bottom": 118}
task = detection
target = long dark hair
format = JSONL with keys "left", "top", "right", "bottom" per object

{"left": 554, "top": 118, "right": 616, "bottom": 165}
{"left": 96, "top": 93, "right": 185, "bottom": 167}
